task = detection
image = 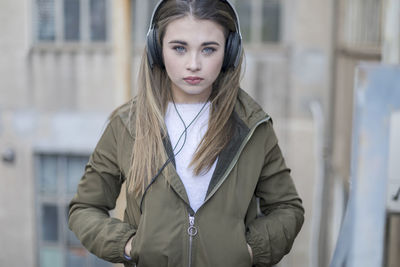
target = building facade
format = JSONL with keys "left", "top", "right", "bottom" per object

{"left": 2, "top": 0, "right": 396, "bottom": 266}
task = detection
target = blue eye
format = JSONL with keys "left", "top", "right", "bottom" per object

{"left": 202, "top": 47, "right": 216, "bottom": 55}
{"left": 173, "top": 46, "right": 186, "bottom": 53}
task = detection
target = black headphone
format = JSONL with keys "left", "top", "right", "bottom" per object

{"left": 146, "top": 0, "right": 242, "bottom": 71}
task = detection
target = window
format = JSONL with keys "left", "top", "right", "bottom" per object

{"left": 34, "top": 0, "right": 110, "bottom": 43}
{"left": 235, "top": 0, "right": 281, "bottom": 44}
{"left": 261, "top": 0, "right": 280, "bottom": 42}
{"left": 130, "top": 0, "right": 281, "bottom": 45}
{"left": 37, "top": 0, "right": 56, "bottom": 41}
{"left": 342, "top": 0, "right": 382, "bottom": 48}
{"left": 64, "top": 0, "right": 80, "bottom": 41}
{"left": 131, "top": 0, "right": 160, "bottom": 44}
{"left": 35, "top": 154, "right": 112, "bottom": 267}
{"left": 90, "top": 0, "right": 108, "bottom": 41}
{"left": 235, "top": 1, "right": 251, "bottom": 42}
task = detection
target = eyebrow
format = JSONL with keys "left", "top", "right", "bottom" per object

{"left": 168, "top": 40, "right": 221, "bottom": 46}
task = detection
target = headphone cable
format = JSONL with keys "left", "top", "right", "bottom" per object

{"left": 139, "top": 98, "right": 210, "bottom": 213}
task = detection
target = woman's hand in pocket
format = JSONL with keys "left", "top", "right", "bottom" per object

{"left": 125, "top": 236, "right": 134, "bottom": 257}
{"left": 247, "top": 243, "right": 253, "bottom": 265}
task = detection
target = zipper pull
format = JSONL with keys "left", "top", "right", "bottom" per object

{"left": 188, "top": 215, "right": 197, "bottom": 236}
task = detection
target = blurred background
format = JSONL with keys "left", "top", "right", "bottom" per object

{"left": 0, "top": 0, "right": 399, "bottom": 266}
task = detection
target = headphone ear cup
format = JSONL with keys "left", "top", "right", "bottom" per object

{"left": 146, "top": 29, "right": 156, "bottom": 68}
{"left": 222, "top": 32, "right": 241, "bottom": 71}
{"left": 147, "top": 28, "right": 164, "bottom": 69}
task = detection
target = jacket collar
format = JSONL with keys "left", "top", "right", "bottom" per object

{"left": 117, "top": 89, "right": 269, "bottom": 208}
{"left": 161, "top": 89, "right": 269, "bottom": 204}
{"left": 117, "top": 89, "right": 267, "bottom": 139}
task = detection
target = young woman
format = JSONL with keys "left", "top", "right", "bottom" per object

{"left": 68, "top": 1, "right": 304, "bottom": 266}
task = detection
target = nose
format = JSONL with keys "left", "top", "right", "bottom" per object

{"left": 186, "top": 52, "right": 201, "bottom": 72}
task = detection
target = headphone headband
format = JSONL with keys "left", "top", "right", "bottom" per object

{"left": 147, "top": 0, "right": 242, "bottom": 40}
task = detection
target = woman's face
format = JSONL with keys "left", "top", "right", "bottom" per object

{"left": 162, "top": 16, "right": 226, "bottom": 103}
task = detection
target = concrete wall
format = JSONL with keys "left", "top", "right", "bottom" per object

{"left": 0, "top": 1, "right": 35, "bottom": 265}
{"left": 0, "top": 0, "right": 30, "bottom": 109}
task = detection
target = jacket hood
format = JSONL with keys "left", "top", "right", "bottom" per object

{"left": 234, "top": 89, "right": 269, "bottom": 129}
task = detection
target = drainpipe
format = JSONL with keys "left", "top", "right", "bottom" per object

{"left": 112, "top": 0, "right": 132, "bottom": 222}
{"left": 324, "top": 0, "right": 340, "bottom": 265}
{"left": 113, "top": 0, "right": 132, "bottom": 105}
{"left": 383, "top": 0, "right": 400, "bottom": 64}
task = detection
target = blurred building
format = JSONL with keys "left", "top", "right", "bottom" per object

{"left": 0, "top": 0, "right": 398, "bottom": 267}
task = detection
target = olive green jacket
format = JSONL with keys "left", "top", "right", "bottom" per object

{"left": 68, "top": 89, "right": 304, "bottom": 267}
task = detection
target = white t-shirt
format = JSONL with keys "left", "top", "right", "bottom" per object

{"left": 164, "top": 102, "right": 217, "bottom": 212}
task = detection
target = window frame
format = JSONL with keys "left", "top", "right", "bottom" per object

{"left": 130, "top": 0, "right": 283, "bottom": 50}
{"left": 32, "top": 0, "right": 112, "bottom": 48}
{"left": 232, "top": 0, "right": 282, "bottom": 45}
{"left": 34, "top": 152, "right": 112, "bottom": 267}
{"left": 339, "top": 0, "right": 383, "bottom": 50}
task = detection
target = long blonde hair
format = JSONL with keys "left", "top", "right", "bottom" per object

{"left": 128, "top": 0, "right": 244, "bottom": 195}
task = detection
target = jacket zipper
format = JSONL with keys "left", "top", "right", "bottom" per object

{"left": 184, "top": 115, "right": 270, "bottom": 267}
{"left": 187, "top": 214, "right": 197, "bottom": 267}
{"left": 203, "top": 115, "right": 271, "bottom": 204}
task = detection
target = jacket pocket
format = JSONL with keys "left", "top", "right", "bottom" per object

{"left": 123, "top": 262, "right": 136, "bottom": 267}
{"left": 240, "top": 227, "right": 253, "bottom": 266}
{"left": 129, "top": 216, "right": 144, "bottom": 264}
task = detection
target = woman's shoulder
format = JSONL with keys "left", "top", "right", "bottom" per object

{"left": 235, "top": 88, "right": 271, "bottom": 127}
{"left": 107, "top": 97, "right": 137, "bottom": 137}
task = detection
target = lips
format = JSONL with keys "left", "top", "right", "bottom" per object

{"left": 183, "top": 76, "right": 203, "bottom": 85}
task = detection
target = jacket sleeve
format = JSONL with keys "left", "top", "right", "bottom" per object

{"left": 68, "top": 116, "right": 136, "bottom": 263}
{"left": 246, "top": 121, "right": 304, "bottom": 266}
